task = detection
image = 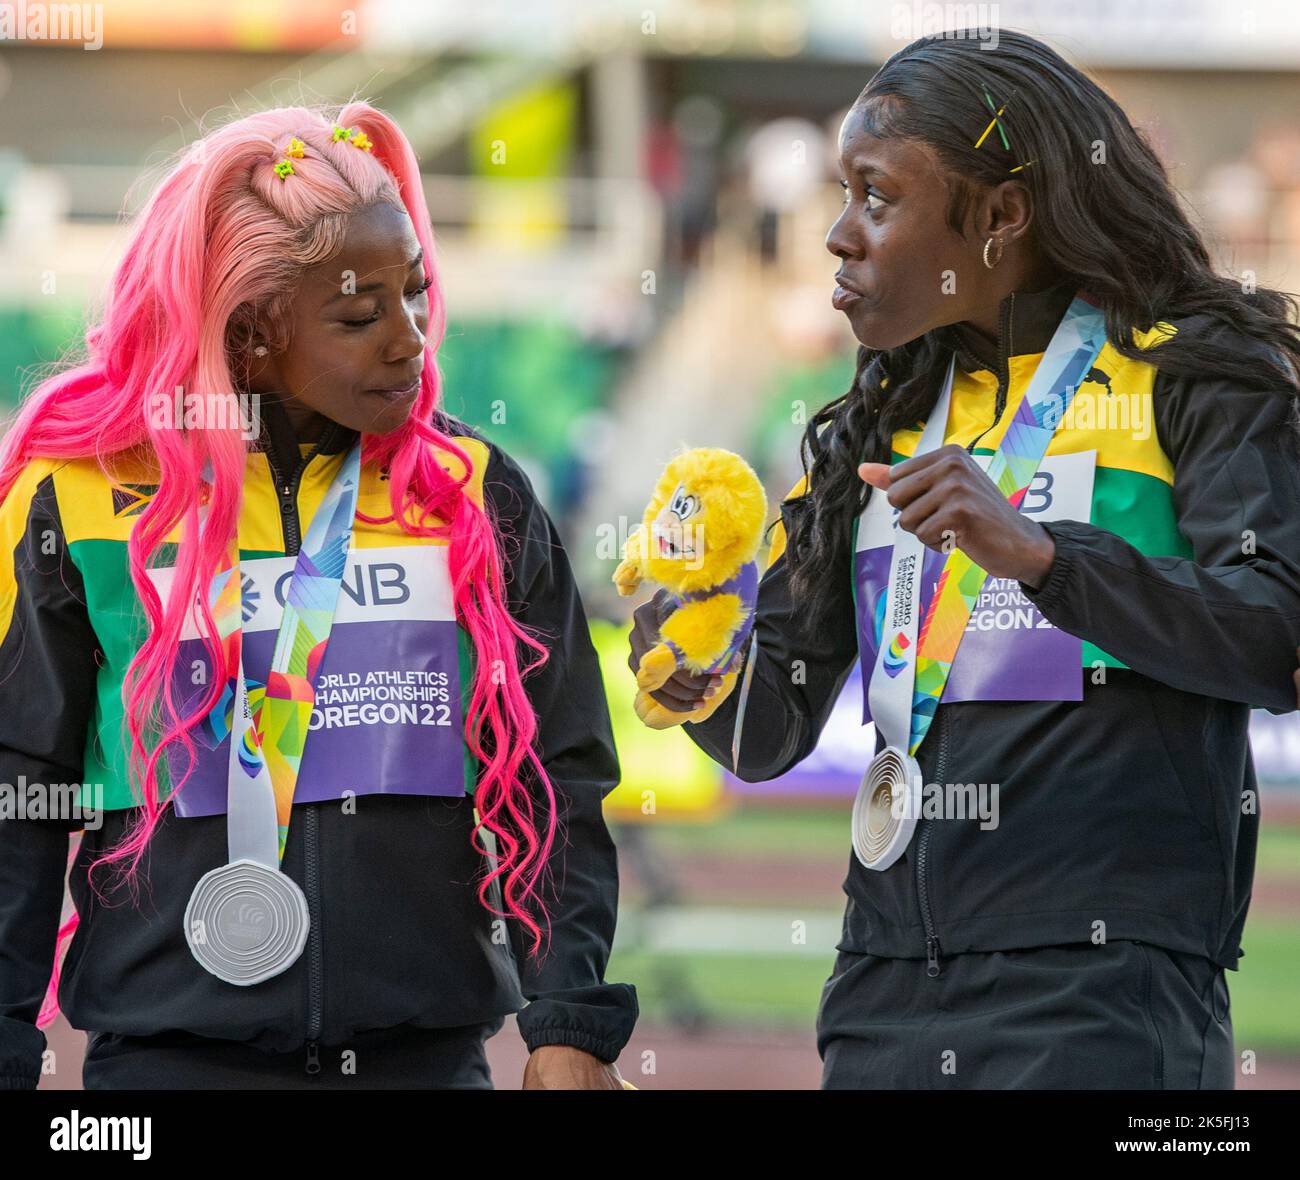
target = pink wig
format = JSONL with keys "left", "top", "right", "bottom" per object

{"left": 0, "top": 103, "right": 559, "bottom": 1028}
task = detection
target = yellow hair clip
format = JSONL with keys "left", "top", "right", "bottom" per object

{"left": 330, "top": 125, "right": 372, "bottom": 152}
{"left": 272, "top": 136, "right": 307, "bottom": 181}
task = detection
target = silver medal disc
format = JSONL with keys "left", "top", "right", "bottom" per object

{"left": 852, "top": 745, "right": 923, "bottom": 872}
{"left": 184, "top": 859, "right": 310, "bottom": 986}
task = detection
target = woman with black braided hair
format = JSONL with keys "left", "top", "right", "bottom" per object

{"left": 630, "top": 30, "right": 1300, "bottom": 1089}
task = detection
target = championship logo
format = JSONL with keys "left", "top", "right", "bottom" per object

{"left": 883, "top": 631, "right": 911, "bottom": 677}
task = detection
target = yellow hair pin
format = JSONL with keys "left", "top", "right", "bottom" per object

{"left": 974, "top": 88, "right": 1010, "bottom": 151}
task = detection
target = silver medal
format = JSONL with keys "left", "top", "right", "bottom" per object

{"left": 184, "top": 859, "right": 310, "bottom": 986}
{"left": 852, "top": 745, "right": 922, "bottom": 872}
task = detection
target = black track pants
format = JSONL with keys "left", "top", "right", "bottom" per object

{"left": 81, "top": 1018, "right": 504, "bottom": 1090}
{"left": 817, "top": 941, "right": 1234, "bottom": 1089}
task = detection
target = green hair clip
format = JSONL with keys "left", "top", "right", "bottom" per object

{"left": 975, "top": 86, "right": 1012, "bottom": 151}
{"left": 331, "top": 124, "right": 372, "bottom": 151}
{"left": 975, "top": 87, "right": 1033, "bottom": 174}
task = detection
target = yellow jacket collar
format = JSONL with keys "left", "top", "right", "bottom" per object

{"left": 251, "top": 394, "right": 355, "bottom": 481}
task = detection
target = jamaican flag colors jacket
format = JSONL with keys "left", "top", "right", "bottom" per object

{"left": 688, "top": 279, "right": 1300, "bottom": 976}
{"left": 0, "top": 403, "right": 636, "bottom": 1089}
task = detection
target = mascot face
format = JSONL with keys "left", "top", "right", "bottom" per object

{"left": 650, "top": 482, "right": 705, "bottom": 565}
{"left": 636, "top": 448, "right": 766, "bottom": 593}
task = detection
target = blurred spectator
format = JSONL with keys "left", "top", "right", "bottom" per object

{"left": 1202, "top": 159, "right": 1271, "bottom": 262}
{"left": 1201, "top": 119, "right": 1300, "bottom": 292}
{"left": 671, "top": 95, "right": 725, "bottom": 267}
{"left": 1254, "top": 120, "right": 1300, "bottom": 288}
{"left": 743, "top": 117, "right": 827, "bottom": 267}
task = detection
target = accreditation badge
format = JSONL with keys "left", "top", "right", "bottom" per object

{"left": 150, "top": 544, "right": 465, "bottom": 816}
{"left": 853, "top": 449, "right": 1097, "bottom": 717}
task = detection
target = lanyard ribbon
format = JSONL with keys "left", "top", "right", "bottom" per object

{"left": 199, "top": 441, "right": 362, "bottom": 867}
{"left": 867, "top": 295, "right": 1108, "bottom": 756}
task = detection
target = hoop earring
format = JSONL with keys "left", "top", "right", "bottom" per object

{"left": 982, "top": 237, "right": 1005, "bottom": 269}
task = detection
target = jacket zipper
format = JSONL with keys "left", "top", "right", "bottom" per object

{"left": 303, "top": 805, "right": 323, "bottom": 1078}
{"left": 915, "top": 296, "right": 1013, "bottom": 978}
{"left": 262, "top": 424, "right": 334, "bottom": 1078}
{"left": 914, "top": 296, "right": 1015, "bottom": 980}
{"left": 916, "top": 707, "right": 948, "bottom": 977}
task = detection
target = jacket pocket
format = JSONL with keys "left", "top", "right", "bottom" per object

{"left": 1134, "top": 942, "right": 1165, "bottom": 1089}
{"left": 1198, "top": 968, "right": 1233, "bottom": 1089}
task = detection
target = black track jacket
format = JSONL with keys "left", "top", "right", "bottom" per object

{"left": 686, "top": 282, "right": 1300, "bottom": 978}
{"left": 0, "top": 403, "right": 636, "bottom": 1089}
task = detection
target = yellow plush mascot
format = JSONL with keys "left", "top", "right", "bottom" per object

{"left": 614, "top": 448, "right": 768, "bottom": 730}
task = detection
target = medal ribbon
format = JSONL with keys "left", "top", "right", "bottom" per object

{"left": 868, "top": 295, "right": 1108, "bottom": 756}
{"left": 199, "top": 440, "right": 362, "bottom": 868}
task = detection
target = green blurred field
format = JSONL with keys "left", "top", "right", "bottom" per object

{"left": 610, "top": 805, "right": 1300, "bottom": 1054}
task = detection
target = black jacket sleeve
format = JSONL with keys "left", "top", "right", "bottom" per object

{"left": 0, "top": 469, "right": 97, "bottom": 1090}
{"left": 1022, "top": 321, "right": 1300, "bottom": 714}
{"left": 683, "top": 478, "right": 861, "bottom": 781}
{"left": 477, "top": 439, "right": 638, "bottom": 1062}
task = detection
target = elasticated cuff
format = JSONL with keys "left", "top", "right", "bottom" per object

{"left": 1019, "top": 521, "right": 1079, "bottom": 617}
{"left": 520, "top": 1026, "right": 624, "bottom": 1063}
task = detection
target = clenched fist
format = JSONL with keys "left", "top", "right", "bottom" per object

{"left": 859, "top": 444, "right": 1057, "bottom": 590}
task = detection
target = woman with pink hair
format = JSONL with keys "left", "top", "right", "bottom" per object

{"left": 0, "top": 103, "right": 636, "bottom": 1089}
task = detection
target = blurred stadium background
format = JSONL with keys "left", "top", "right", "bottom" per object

{"left": 4, "top": 0, "right": 1299, "bottom": 1089}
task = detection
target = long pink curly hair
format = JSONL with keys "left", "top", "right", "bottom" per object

{"left": 0, "top": 102, "right": 559, "bottom": 1028}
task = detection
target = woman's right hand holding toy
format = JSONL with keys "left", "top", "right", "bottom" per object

{"left": 628, "top": 589, "right": 724, "bottom": 713}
